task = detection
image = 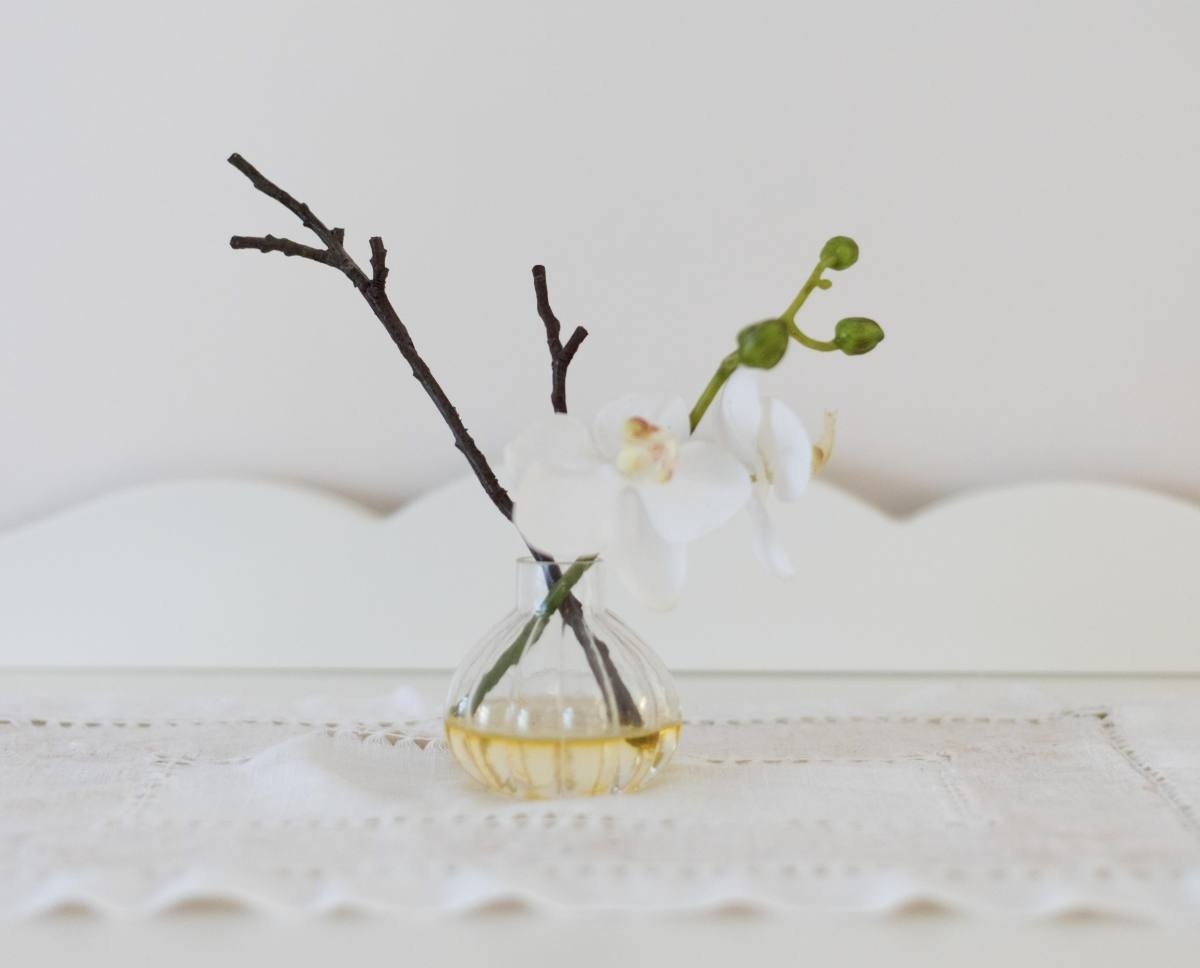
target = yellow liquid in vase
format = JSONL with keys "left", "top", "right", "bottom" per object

{"left": 446, "top": 701, "right": 680, "bottom": 798}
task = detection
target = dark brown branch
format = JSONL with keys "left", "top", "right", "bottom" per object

{"left": 368, "top": 236, "right": 389, "bottom": 290}
{"left": 561, "top": 326, "right": 588, "bottom": 366}
{"left": 532, "top": 264, "right": 588, "bottom": 413}
{"left": 228, "top": 154, "right": 340, "bottom": 249}
{"left": 228, "top": 152, "right": 512, "bottom": 520}
{"left": 559, "top": 595, "right": 639, "bottom": 722}
{"left": 230, "top": 234, "right": 334, "bottom": 265}
{"left": 228, "top": 155, "right": 640, "bottom": 727}
{"left": 533, "top": 265, "right": 561, "bottom": 343}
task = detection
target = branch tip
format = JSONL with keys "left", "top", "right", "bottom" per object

{"left": 532, "top": 263, "right": 587, "bottom": 413}
{"left": 562, "top": 326, "right": 588, "bottom": 362}
{"left": 229, "top": 233, "right": 332, "bottom": 264}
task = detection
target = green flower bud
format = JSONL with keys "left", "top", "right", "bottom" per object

{"left": 820, "top": 236, "right": 859, "bottom": 271}
{"left": 834, "top": 317, "right": 885, "bottom": 355}
{"left": 736, "top": 318, "right": 790, "bottom": 369}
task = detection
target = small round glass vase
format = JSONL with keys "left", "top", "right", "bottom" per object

{"left": 445, "top": 557, "right": 681, "bottom": 798}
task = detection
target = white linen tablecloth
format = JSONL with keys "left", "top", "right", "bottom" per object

{"left": 3, "top": 672, "right": 1199, "bottom": 922}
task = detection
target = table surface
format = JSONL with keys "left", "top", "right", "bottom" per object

{"left": 6, "top": 668, "right": 1200, "bottom": 968}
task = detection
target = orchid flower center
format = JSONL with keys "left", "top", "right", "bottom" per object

{"left": 615, "top": 416, "right": 679, "bottom": 484}
{"left": 757, "top": 445, "right": 776, "bottom": 486}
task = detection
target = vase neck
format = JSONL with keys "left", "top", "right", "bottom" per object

{"left": 515, "top": 557, "right": 605, "bottom": 613}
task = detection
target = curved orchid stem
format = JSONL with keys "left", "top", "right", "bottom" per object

{"left": 787, "top": 322, "right": 838, "bottom": 352}
{"left": 688, "top": 352, "right": 738, "bottom": 433}
{"left": 689, "top": 253, "right": 847, "bottom": 432}
{"left": 781, "top": 258, "right": 832, "bottom": 323}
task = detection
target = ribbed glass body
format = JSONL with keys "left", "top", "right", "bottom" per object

{"left": 445, "top": 558, "right": 681, "bottom": 798}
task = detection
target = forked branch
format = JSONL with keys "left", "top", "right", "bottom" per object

{"left": 532, "top": 265, "right": 588, "bottom": 413}
{"left": 227, "top": 154, "right": 641, "bottom": 726}
{"left": 228, "top": 152, "right": 512, "bottom": 520}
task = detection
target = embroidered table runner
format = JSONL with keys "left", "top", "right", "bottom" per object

{"left": 2, "top": 688, "right": 1198, "bottom": 920}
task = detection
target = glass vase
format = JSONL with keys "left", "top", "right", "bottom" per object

{"left": 445, "top": 557, "right": 681, "bottom": 798}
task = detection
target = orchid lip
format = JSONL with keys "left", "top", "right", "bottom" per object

{"left": 617, "top": 415, "right": 679, "bottom": 484}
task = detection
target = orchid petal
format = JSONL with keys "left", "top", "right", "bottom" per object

{"left": 593, "top": 393, "right": 690, "bottom": 459}
{"left": 747, "top": 489, "right": 795, "bottom": 578}
{"left": 512, "top": 462, "right": 622, "bottom": 558}
{"left": 503, "top": 413, "right": 603, "bottom": 489}
{"left": 760, "top": 398, "right": 813, "bottom": 502}
{"left": 635, "top": 440, "right": 751, "bottom": 543}
{"left": 711, "top": 368, "right": 764, "bottom": 469}
{"left": 607, "top": 488, "right": 688, "bottom": 610}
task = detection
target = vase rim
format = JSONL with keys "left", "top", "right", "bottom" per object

{"left": 515, "top": 555, "right": 603, "bottom": 567}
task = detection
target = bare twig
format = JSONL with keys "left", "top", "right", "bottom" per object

{"left": 532, "top": 265, "right": 588, "bottom": 413}
{"left": 228, "top": 152, "right": 513, "bottom": 521}
{"left": 368, "top": 236, "right": 389, "bottom": 290}
{"left": 227, "top": 154, "right": 640, "bottom": 727}
{"left": 230, "top": 234, "right": 333, "bottom": 265}
{"left": 228, "top": 154, "right": 343, "bottom": 250}
{"left": 561, "top": 326, "right": 587, "bottom": 365}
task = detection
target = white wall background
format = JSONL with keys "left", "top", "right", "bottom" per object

{"left": 1, "top": 0, "right": 1198, "bottom": 530}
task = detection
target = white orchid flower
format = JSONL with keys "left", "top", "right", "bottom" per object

{"left": 505, "top": 394, "right": 751, "bottom": 609}
{"left": 697, "top": 368, "right": 835, "bottom": 577}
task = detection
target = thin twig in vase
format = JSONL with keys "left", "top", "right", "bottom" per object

{"left": 524, "top": 266, "right": 640, "bottom": 726}
{"left": 227, "top": 154, "right": 641, "bottom": 727}
{"left": 533, "top": 264, "right": 588, "bottom": 414}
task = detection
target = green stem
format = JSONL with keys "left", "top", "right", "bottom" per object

{"left": 787, "top": 321, "right": 838, "bottom": 352}
{"left": 538, "top": 555, "right": 597, "bottom": 615}
{"left": 687, "top": 255, "right": 842, "bottom": 436}
{"left": 782, "top": 258, "right": 841, "bottom": 351}
{"left": 782, "top": 259, "right": 831, "bottom": 323}
{"left": 688, "top": 352, "right": 739, "bottom": 433}
{"left": 468, "top": 556, "right": 597, "bottom": 713}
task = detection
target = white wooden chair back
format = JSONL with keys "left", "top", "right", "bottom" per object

{"left": 0, "top": 477, "right": 1196, "bottom": 671}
